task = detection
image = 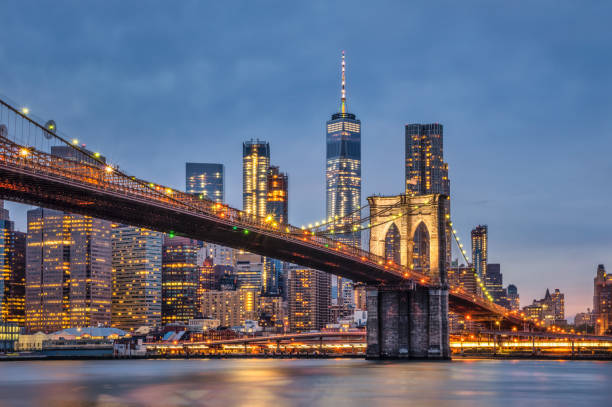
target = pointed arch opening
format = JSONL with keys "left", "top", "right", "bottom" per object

{"left": 384, "top": 223, "right": 401, "bottom": 265}
{"left": 412, "top": 222, "right": 430, "bottom": 273}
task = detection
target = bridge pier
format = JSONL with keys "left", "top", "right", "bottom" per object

{"left": 366, "top": 285, "right": 450, "bottom": 360}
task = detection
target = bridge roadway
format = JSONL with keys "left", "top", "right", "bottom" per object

{"left": 0, "top": 105, "right": 522, "bottom": 326}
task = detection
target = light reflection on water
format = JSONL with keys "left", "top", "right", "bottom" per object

{"left": 0, "top": 358, "right": 611, "bottom": 406}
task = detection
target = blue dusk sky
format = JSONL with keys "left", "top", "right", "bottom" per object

{"left": 1, "top": 1, "right": 610, "bottom": 317}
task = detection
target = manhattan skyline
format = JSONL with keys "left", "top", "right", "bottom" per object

{"left": 1, "top": 1, "right": 611, "bottom": 317}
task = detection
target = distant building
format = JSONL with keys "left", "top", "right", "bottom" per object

{"left": 485, "top": 263, "right": 505, "bottom": 305}
{"left": 522, "top": 288, "right": 565, "bottom": 327}
{"left": 448, "top": 263, "right": 479, "bottom": 297}
{"left": 266, "top": 166, "right": 288, "bottom": 224}
{"left": 405, "top": 123, "right": 450, "bottom": 196}
{"left": 162, "top": 236, "right": 201, "bottom": 325}
{"left": 235, "top": 252, "right": 264, "bottom": 291}
{"left": 326, "top": 52, "right": 361, "bottom": 309}
{"left": 243, "top": 140, "right": 270, "bottom": 217}
{"left": 506, "top": 284, "right": 520, "bottom": 311}
{"left": 26, "top": 208, "right": 111, "bottom": 333}
{"left": 574, "top": 309, "right": 594, "bottom": 331}
{"left": 111, "top": 226, "right": 162, "bottom": 331}
{"left": 185, "top": 163, "right": 224, "bottom": 203}
{"left": 287, "top": 266, "right": 331, "bottom": 332}
{"left": 0, "top": 202, "right": 26, "bottom": 326}
{"left": 258, "top": 295, "right": 286, "bottom": 332}
{"left": 471, "top": 225, "right": 488, "bottom": 282}
{"left": 201, "top": 290, "right": 259, "bottom": 327}
{"left": 593, "top": 264, "right": 612, "bottom": 334}
{"left": 200, "top": 242, "right": 234, "bottom": 267}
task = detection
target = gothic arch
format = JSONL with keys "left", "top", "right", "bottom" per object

{"left": 384, "top": 223, "right": 401, "bottom": 264}
{"left": 412, "top": 221, "right": 430, "bottom": 274}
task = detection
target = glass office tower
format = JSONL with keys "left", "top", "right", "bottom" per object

{"left": 186, "top": 163, "right": 224, "bottom": 203}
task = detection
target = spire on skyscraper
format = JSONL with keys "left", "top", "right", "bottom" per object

{"left": 341, "top": 51, "right": 346, "bottom": 114}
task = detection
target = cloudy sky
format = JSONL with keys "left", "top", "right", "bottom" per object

{"left": 1, "top": 1, "right": 610, "bottom": 317}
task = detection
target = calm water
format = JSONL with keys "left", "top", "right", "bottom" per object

{"left": 0, "top": 358, "right": 611, "bottom": 406}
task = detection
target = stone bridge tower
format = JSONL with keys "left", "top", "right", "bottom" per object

{"left": 365, "top": 194, "right": 450, "bottom": 359}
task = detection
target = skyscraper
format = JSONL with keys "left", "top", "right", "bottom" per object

{"left": 185, "top": 163, "right": 224, "bottom": 203}
{"left": 243, "top": 140, "right": 270, "bottom": 217}
{"left": 26, "top": 208, "right": 112, "bottom": 333}
{"left": 287, "top": 266, "right": 331, "bottom": 332}
{"left": 485, "top": 263, "right": 505, "bottom": 305}
{"left": 326, "top": 51, "right": 361, "bottom": 247}
{"left": 405, "top": 123, "right": 451, "bottom": 268}
{"left": 111, "top": 226, "right": 162, "bottom": 331}
{"left": 405, "top": 123, "right": 450, "bottom": 196}
{"left": 0, "top": 202, "right": 25, "bottom": 326}
{"left": 326, "top": 52, "right": 361, "bottom": 309}
{"left": 162, "top": 236, "right": 201, "bottom": 325}
{"left": 471, "top": 225, "right": 488, "bottom": 281}
{"left": 266, "top": 166, "right": 288, "bottom": 224}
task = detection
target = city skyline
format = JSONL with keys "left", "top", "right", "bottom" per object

{"left": 1, "top": 2, "right": 611, "bottom": 317}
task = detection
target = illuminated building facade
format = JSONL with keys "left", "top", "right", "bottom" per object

{"left": 0, "top": 202, "right": 26, "bottom": 326}
{"left": 200, "top": 289, "right": 258, "bottom": 327}
{"left": 405, "top": 123, "right": 449, "bottom": 196}
{"left": 258, "top": 295, "right": 286, "bottom": 332}
{"left": 266, "top": 166, "right": 288, "bottom": 224}
{"left": 200, "top": 242, "right": 234, "bottom": 267}
{"left": 25, "top": 208, "right": 112, "bottom": 333}
{"left": 235, "top": 252, "right": 264, "bottom": 291}
{"left": 162, "top": 236, "right": 201, "bottom": 325}
{"left": 522, "top": 288, "right": 565, "bottom": 327}
{"left": 405, "top": 123, "right": 451, "bottom": 268}
{"left": 448, "top": 263, "right": 478, "bottom": 297}
{"left": 506, "top": 284, "right": 520, "bottom": 311}
{"left": 471, "top": 225, "right": 488, "bottom": 281}
{"left": 111, "top": 226, "right": 162, "bottom": 331}
{"left": 485, "top": 263, "right": 505, "bottom": 305}
{"left": 185, "top": 162, "right": 224, "bottom": 203}
{"left": 287, "top": 266, "right": 331, "bottom": 332}
{"left": 594, "top": 264, "right": 612, "bottom": 334}
{"left": 326, "top": 52, "right": 361, "bottom": 309}
{"left": 243, "top": 140, "right": 270, "bottom": 217}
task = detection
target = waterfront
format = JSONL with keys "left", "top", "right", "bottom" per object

{"left": 0, "top": 359, "right": 611, "bottom": 406}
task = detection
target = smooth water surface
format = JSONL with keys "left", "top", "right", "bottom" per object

{"left": 0, "top": 358, "right": 611, "bottom": 406}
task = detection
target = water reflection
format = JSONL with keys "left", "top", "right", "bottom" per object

{"left": 0, "top": 359, "right": 610, "bottom": 406}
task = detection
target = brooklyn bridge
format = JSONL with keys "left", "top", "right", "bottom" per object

{"left": 0, "top": 96, "right": 528, "bottom": 359}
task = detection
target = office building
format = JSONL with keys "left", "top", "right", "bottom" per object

{"left": 485, "top": 263, "right": 505, "bottom": 305}
{"left": 326, "top": 52, "right": 361, "bottom": 309}
{"left": 111, "top": 226, "right": 162, "bottom": 331}
{"left": 162, "top": 236, "right": 201, "bottom": 325}
{"left": 201, "top": 290, "right": 259, "bottom": 327}
{"left": 405, "top": 123, "right": 450, "bottom": 196}
{"left": 522, "top": 288, "right": 565, "bottom": 327}
{"left": 594, "top": 264, "right": 612, "bottom": 334}
{"left": 506, "top": 284, "right": 520, "bottom": 311}
{"left": 448, "top": 263, "right": 479, "bottom": 297}
{"left": 185, "top": 163, "right": 224, "bottom": 203}
{"left": 235, "top": 252, "right": 264, "bottom": 291}
{"left": 201, "top": 242, "right": 234, "bottom": 267}
{"left": 243, "top": 140, "right": 270, "bottom": 217}
{"left": 471, "top": 225, "right": 488, "bottom": 281}
{"left": 0, "top": 202, "right": 26, "bottom": 326}
{"left": 25, "top": 208, "right": 112, "bottom": 333}
{"left": 287, "top": 266, "right": 331, "bottom": 332}
{"left": 266, "top": 166, "right": 288, "bottom": 224}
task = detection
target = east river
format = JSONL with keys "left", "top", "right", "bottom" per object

{"left": 0, "top": 359, "right": 611, "bottom": 406}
